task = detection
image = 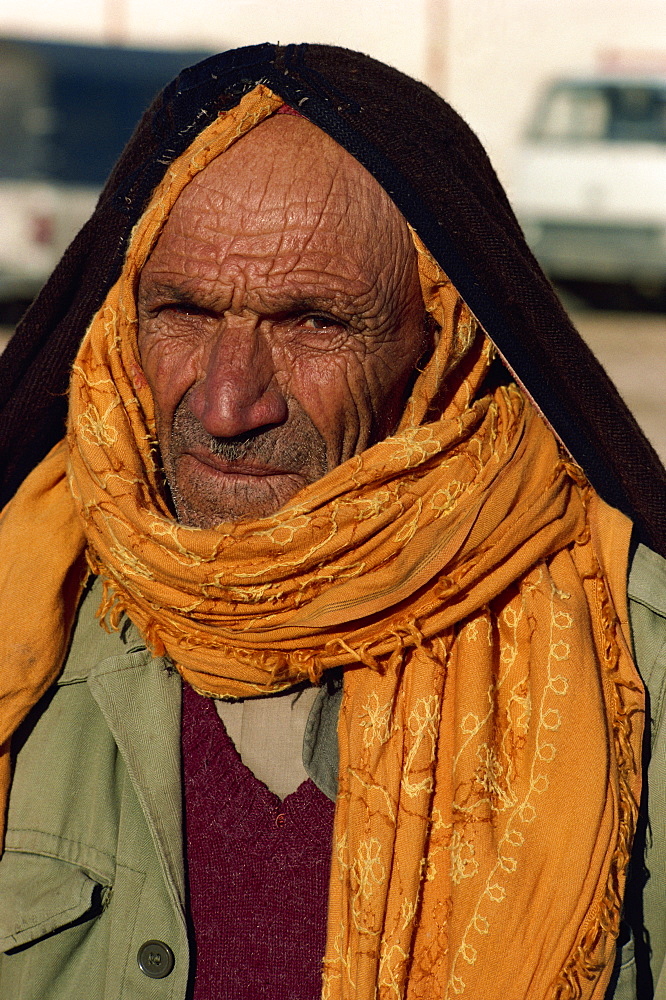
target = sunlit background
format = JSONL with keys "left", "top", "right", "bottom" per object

{"left": 3, "top": 0, "right": 665, "bottom": 184}
{"left": 0, "top": 0, "right": 665, "bottom": 457}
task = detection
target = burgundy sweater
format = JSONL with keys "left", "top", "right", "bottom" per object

{"left": 182, "top": 683, "right": 336, "bottom": 999}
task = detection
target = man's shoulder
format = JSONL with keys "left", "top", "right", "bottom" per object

{"left": 629, "top": 543, "right": 666, "bottom": 619}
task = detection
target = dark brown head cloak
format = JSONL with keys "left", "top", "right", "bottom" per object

{"left": 0, "top": 43, "right": 664, "bottom": 555}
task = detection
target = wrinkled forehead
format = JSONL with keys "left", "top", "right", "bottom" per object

{"left": 149, "top": 111, "right": 416, "bottom": 278}
{"left": 122, "top": 88, "right": 438, "bottom": 305}
{"left": 183, "top": 111, "right": 376, "bottom": 201}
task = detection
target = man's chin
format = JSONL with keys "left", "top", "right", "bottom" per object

{"left": 168, "top": 466, "right": 311, "bottom": 528}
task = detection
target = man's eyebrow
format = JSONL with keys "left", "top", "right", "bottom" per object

{"left": 277, "top": 295, "right": 343, "bottom": 312}
{"left": 139, "top": 281, "right": 196, "bottom": 304}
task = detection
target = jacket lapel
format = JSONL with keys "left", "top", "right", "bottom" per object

{"left": 88, "top": 641, "right": 185, "bottom": 913}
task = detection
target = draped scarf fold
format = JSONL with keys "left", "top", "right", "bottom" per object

{"left": 0, "top": 86, "right": 643, "bottom": 999}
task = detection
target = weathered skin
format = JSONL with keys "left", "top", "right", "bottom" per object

{"left": 137, "top": 115, "right": 427, "bottom": 527}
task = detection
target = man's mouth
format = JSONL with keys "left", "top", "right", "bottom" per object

{"left": 185, "top": 448, "right": 293, "bottom": 478}
{"left": 164, "top": 400, "right": 330, "bottom": 525}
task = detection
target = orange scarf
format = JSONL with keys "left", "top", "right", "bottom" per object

{"left": 0, "top": 87, "right": 643, "bottom": 999}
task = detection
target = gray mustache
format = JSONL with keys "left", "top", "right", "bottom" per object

{"left": 172, "top": 404, "right": 281, "bottom": 461}
{"left": 206, "top": 433, "right": 266, "bottom": 462}
{"left": 169, "top": 398, "right": 328, "bottom": 475}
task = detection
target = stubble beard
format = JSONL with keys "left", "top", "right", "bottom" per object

{"left": 162, "top": 399, "right": 330, "bottom": 528}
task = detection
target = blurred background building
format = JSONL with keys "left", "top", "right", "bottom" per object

{"left": 0, "top": 0, "right": 664, "bottom": 458}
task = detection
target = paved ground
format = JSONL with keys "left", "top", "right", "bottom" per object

{"left": 571, "top": 310, "right": 666, "bottom": 464}
{"left": 1, "top": 308, "right": 664, "bottom": 461}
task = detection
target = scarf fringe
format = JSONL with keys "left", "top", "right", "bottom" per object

{"left": 92, "top": 552, "right": 432, "bottom": 693}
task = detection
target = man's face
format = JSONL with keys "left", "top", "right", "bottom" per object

{"left": 137, "top": 115, "right": 427, "bottom": 527}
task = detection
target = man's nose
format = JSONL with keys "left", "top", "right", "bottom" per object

{"left": 187, "top": 315, "right": 288, "bottom": 437}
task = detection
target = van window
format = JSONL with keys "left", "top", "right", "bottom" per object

{"left": 0, "top": 39, "right": 213, "bottom": 186}
{"left": 530, "top": 83, "right": 666, "bottom": 144}
{"left": 48, "top": 67, "right": 174, "bottom": 185}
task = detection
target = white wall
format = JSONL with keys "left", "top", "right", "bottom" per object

{"left": 0, "top": 0, "right": 429, "bottom": 80}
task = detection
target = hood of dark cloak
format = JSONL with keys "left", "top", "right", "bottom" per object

{"left": 0, "top": 42, "right": 664, "bottom": 556}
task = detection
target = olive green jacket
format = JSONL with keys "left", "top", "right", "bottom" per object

{"left": 614, "top": 544, "right": 666, "bottom": 1000}
{"left": 0, "top": 545, "right": 665, "bottom": 999}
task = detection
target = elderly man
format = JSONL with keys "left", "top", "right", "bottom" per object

{"left": 0, "top": 44, "right": 665, "bottom": 1000}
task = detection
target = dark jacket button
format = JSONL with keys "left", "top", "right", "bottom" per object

{"left": 137, "top": 940, "right": 175, "bottom": 979}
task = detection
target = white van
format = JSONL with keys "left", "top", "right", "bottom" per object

{"left": 0, "top": 38, "right": 211, "bottom": 307}
{"left": 512, "top": 76, "right": 666, "bottom": 294}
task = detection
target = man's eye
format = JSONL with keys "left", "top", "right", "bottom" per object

{"left": 159, "top": 303, "right": 209, "bottom": 318}
{"left": 300, "top": 314, "right": 341, "bottom": 330}
{"left": 144, "top": 297, "right": 214, "bottom": 320}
